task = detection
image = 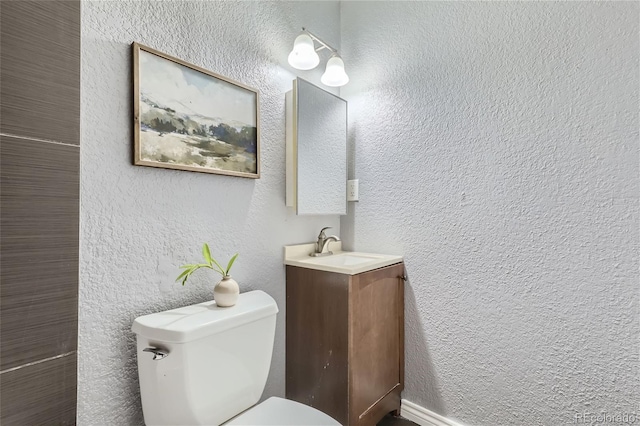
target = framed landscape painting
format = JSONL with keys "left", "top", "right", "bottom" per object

{"left": 132, "top": 43, "right": 260, "bottom": 178}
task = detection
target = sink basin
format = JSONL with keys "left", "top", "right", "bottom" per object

{"left": 306, "top": 253, "right": 382, "bottom": 267}
{"left": 284, "top": 243, "right": 403, "bottom": 275}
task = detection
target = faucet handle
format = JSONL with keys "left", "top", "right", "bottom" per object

{"left": 318, "top": 227, "right": 332, "bottom": 238}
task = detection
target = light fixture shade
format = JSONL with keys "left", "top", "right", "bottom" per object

{"left": 288, "top": 34, "right": 320, "bottom": 70}
{"left": 321, "top": 56, "right": 349, "bottom": 87}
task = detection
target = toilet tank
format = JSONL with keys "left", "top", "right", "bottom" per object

{"left": 132, "top": 291, "right": 279, "bottom": 426}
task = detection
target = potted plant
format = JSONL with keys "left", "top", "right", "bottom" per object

{"left": 176, "top": 243, "right": 239, "bottom": 307}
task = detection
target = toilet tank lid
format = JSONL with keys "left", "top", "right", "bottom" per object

{"left": 131, "top": 290, "right": 278, "bottom": 343}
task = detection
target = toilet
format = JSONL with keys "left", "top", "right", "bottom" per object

{"left": 132, "top": 290, "right": 341, "bottom": 426}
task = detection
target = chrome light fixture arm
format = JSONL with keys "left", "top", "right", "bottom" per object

{"left": 302, "top": 28, "right": 338, "bottom": 54}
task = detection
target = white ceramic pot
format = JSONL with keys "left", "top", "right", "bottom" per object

{"left": 214, "top": 275, "right": 239, "bottom": 307}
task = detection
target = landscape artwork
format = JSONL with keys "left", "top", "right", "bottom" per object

{"left": 133, "top": 43, "right": 260, "bottom": 178}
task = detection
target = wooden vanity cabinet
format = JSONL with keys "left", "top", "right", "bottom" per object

{"left": 286, "top": 263, "right": 405, "bottom": 426}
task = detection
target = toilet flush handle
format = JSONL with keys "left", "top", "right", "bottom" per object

{"left": 143, "top": 347, "right": 169, "bottom": 360}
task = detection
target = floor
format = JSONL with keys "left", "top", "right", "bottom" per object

{"left": 377, "top": 414, "right": 418, "bottom": 426}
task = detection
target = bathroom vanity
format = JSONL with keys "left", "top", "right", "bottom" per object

{"left": 284, "top": 244, "right": 404, "bottom": 426}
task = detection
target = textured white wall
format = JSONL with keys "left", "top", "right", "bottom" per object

{"left": 340, "top": 2, "right": 639, "bottom": 425}
{"left": 80, "top": 1, "right": 341, "bottom": 424}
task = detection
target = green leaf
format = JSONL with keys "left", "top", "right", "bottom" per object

{"left": 183, "top": 267, "right": 199, "bottom": 286}
{"left": 210, "top": 257, "right": 225, "bottom": 276}
{"left": 202, "top": 243, "right": 213, "bottom": 266}
{"left": 177, "top": 243, "right": 234, "bottom": 284}
{"left": 177, "top": 264, "right": 205, "bottom": 286}
{"left": 225, "top": 253, "right": 239, "bottom": 276}
{"left": 181, "top": 272, "right": 190, "bottom": 286}
{"left": 175, "top": 268, "right": 190, "bottom": 282}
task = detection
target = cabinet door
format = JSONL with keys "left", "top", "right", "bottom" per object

{"left": 348, "top": 263, "right": 404, "bottom": 425}
{"left": 286, "top": 266, "right": 351, "bottom": 425}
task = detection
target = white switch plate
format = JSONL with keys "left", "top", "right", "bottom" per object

{"left": 347, "top": 179, "right": 359, "bottom": 202}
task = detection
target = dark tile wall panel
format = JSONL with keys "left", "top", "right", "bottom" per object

{"left": 0, "top": 0, "right": 80, "bottom": 145}
{"left": 0, "top": 354, "right": 77, "bottom": 426}
{"left": 0, "top": 135, "right": 79, "bottom": 371}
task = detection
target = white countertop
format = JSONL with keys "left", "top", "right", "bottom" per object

{"left": 283, "top": 242, "right": 403, "bottom": 275}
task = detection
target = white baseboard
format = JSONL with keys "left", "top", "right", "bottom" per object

{"left": 400, "top": 399, "right": 464, "bottom": 426}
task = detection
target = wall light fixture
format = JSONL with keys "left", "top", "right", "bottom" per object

{"left": 288, "top": 28, "right": 349, "bottom": 87}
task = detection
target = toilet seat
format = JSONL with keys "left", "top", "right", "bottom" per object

{"left": 225, "top": 397, "right": 341, "bottom": 425}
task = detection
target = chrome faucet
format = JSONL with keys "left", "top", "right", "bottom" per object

{"left": 311, "top": 227, "right": 341, "bottom": 257}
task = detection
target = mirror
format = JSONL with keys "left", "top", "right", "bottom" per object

{"left": 286, "top": 78, "right": 347, "bottom": 215}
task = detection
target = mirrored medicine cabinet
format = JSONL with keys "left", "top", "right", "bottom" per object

{"left": 286, "top": 78, "right": 347, "bottom": 215}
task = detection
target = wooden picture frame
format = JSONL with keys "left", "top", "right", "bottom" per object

{"left": 132, "top": 43, "right": 260, "bottom": 178}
